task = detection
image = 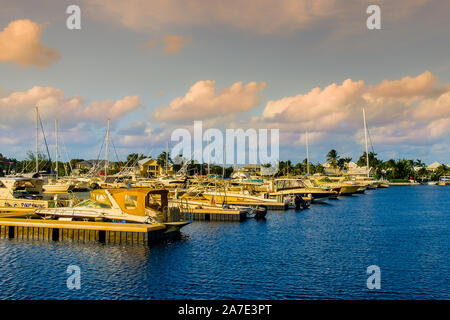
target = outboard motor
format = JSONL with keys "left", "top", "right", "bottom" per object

{"left": 254, "top": 205, "right": 267, "bottom": 219}
{"left": 294, "top": 195, "right": 309, "bottom": 210}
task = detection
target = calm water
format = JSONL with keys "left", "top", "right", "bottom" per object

{"left": 0, "top": 186, "right": 448, "bottom": 299}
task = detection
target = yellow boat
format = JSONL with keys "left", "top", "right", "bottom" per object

{"left": 310, "top": 177, "right": 361, "bottom": 195}
{"left": 35, "top": 188, "right": 191, "bottom": 230}
{"left": 438, "top": 176, "right": 450, "bottom": 186}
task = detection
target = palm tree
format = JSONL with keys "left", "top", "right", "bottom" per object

{"left": 413, "top": 159, "right": 426, "bottom": 168}
{"left": 326, "top": 149, "right": 339, "bottom": 169}
{"left": 157, "top": 151, "right": 172, "bottom": 172}
{"left": 337, "top": 157, "right": 351, "bottom": 171}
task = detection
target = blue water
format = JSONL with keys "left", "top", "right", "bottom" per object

{"left": 0, "top": 185, "right": 448, "bottom": 299}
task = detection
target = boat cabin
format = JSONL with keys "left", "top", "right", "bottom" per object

{"left": 87, "top": 188, "right": 169, "bottom": 218}
{"left": 0, "top": 176, "right": 44, "bottom": 198}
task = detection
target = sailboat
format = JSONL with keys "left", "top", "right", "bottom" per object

{"left": 349, "top": 108, "right": 387, "bottom": 189}
{"left": 42, "top": 119, "right": 75, "bottom": 193}
{"left": 0, "top": 108, "right": 72, "bottom": 210}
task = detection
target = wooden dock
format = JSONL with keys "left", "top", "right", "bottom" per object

{"left": 0, "top": 217, "right": 180, "bottom": 245}
{"left": 189, "top": 208, "right": 246, "bottom": 221}
{"left": 224, "top": 200, "right": 287, "bottom": 210}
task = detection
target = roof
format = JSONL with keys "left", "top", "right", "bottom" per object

{"left": 427, "top": 161, "right": 441, "bottom": 169}
{"left": 138, "top": 158, "right": 157, "bottom": 166}
{"left": 347, "top": 161, "right": 358, "bottom": 168}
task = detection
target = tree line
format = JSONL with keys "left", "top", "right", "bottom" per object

{"left": 1, "top": 150, "right": 449, "bottom": 181}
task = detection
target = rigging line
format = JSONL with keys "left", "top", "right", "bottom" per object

{"left": 110, "top": 136, "right": 120, "bottom": 163}
{"left": 24, "top": 160, "right": 33, "bottom": 173}
{"left": 60, "top": 134, "right": 72, "bottom": 172}
{"left": 93, "top": 130, "right": 107, "bottom": 173}
{"left": 365, "top": 118, "right": 375, "bottom": 154}
{"left": 368, "top": 129, "right": 375, "bottom": 154}
{"left": 20, "top": 160, "right": 27, "bottom": 173}
{"left": 38, "top": 114, "right": 52, "bottom": 168}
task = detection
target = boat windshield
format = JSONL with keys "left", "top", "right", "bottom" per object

{"left": 274, "top": 179, "right": 306, "bottom": 189}
{"left": 77, "top": 199, "right": 111, "bottom": 209}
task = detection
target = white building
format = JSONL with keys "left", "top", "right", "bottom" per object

{"left": 427, "top": 162, "right": 442, "bottom": 171}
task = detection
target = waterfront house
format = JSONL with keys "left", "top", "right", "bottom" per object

{"left": 427, "top": 162, "right": 442, "bottom": 172}
{"left": 138, "top": 158, "right": 173, "bottom": 177}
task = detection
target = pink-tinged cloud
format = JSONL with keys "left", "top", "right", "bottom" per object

{"left": 263, "top": 78, "right": 365, "bottom": 129}
{"left": 140, "top": 35, "right": 191, "bottom": 55}
{"left": 84, "top": 0, "right": 337, "bottom": 34}
{"left": 0, "top": 86, "right": 141, "bottom": 127}
{"left": 0, "top": 19, "right": 59, "bottom": 68}
{"left": 152, "top": 80, "right": 266, "bottom": 122}
{"left": 261, "top": 71, "right": 450, "bottom": 146}
{"left": 83, "top": 0, "right": 440, "bottom": 35}
{"left": 163, "top": 35, "right": 191, "bottom": 54}
{"left": 371, "top": 70, "right": 443, "bottom": 98}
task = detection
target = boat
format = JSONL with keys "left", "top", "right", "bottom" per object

{"left": 71, "top": 177, "right": 92, "bottom": 191}
{"left": 352, "top": 176, "right": 380, "bottom": 189}
{"left": 0, "top": 176, "right": 70, "bottom": 209}
{"left": 378, "top": 180, "right": 389, "bottom": 188}
{"left": 35, "top": 188, "right": 191, "bottom": 230}
{"left": 268, "top": 178, "right": 337, "bottom": 202}
{"left": 173, "top": 184, "right": 265, "bottom": 219}
{"left": 42, "top": 178, "right": 75, "bottom": 193}
{"left": 389, "top": 180, "right": 420, "bottom": 186}
{"left": 310, "top": 177, "right": 361, "bottom": 195}
{"left": 438, "top": 176, "right": 450, "bottom": 186}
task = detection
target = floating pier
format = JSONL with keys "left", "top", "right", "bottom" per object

{"left": 189, "top": 208, "right": 246, "bottom": 221}
{"left": 224, "top": 200, "right": 287, "bottom": 210}
{"left": 0, "top": 217, "right": 182, "bottom": 245}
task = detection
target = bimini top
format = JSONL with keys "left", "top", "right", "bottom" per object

{"left": 89, "top": 188, "right": 169, "bottom": 217}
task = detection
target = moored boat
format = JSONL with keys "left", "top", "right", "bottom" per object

{"left": 35, "top": 188, "right": 191, "bottom": 231}
{"left": 438, "top": 176, "right": 450, "bottom": 186}
{"left": 0, "top": 176, "right": 70, "bottom": 209}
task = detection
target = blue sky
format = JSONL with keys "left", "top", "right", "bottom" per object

{"left": 0, "top": 0, "right": 449, "bottom": 165}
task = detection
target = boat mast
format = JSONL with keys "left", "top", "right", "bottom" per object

{"left": 35, "top": 106, "right": 39, "bottom": 173}
{"left": 105, "top": 119, "right": 110, "bottom": 178}
{"left": 306, "top": 130, "right": 310, "bottom": 176}
{"left": 363, "top": 108, "right": 369, "bottom": 177}
{"left": 165, "top": 140, "right": 169, "bottom": 175}
{"left": 55, "top": 119, "right": 59, "bottom": 178}
{"left": 222, "top": 143, "right": 225, "bottom": 178}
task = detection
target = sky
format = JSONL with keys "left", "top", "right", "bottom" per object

{"left": 0, "top": 0, "right": 449, "bottom": 165}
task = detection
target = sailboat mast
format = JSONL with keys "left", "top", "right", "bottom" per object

{"left": 306, "top": 130, "right": 310, "bottom": 176}
{"left": 363, "top": 108, "right": 369, "bottom": 177}
{"left": 105, "top": 119, "right": 110, "bottom": 178}
{"left": 55, "top": 119, "right": 59, "bottom": 178}
{"left": 222, "top": 143, "right": 225, "bottom": 178}
{"left": 35, "top": 107, "right": 39, "bottom": 173}
{"left": 166, "top": 140, "right": 169, "bottom": 175}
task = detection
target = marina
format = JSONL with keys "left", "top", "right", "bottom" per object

{"left": 0, "top": 0, "right": 449, "bottom": 304}
{"left": 0, "top": 185, "right": 447, "bottom": 299}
